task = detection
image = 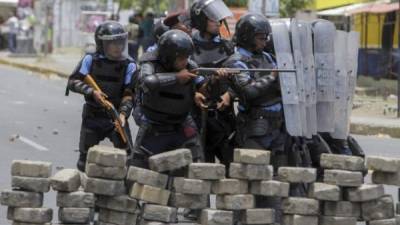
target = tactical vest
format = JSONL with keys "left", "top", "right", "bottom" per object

{"left": 192, "top": 33, "right": 234, "bottom": 103}
{"left": 226, "top": 51, "right": 281, "bottom": 107}
{"left": 139, "top": 53, "right": 195, "bottom": 124}
{"left": 85, "top": 54, "right": 130, "bottom": 108}
{"left": 191, "top": 33, "right": 234, "bottom": 68}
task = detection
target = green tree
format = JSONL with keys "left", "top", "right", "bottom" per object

{"left": 280, "top": 0, "right": 314, "bottom": 17}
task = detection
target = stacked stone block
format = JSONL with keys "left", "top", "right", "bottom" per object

{"left": 366, "top": 156, "right": 400, "bottom": 225}
{"left": 316, "top": 153, "right": 366, "bottom": 225}
{"left": 130, "top": 148, "right": 193, "bottom": 224}
{"left": 1, "top": 160, "right": 53, "bottom": 225}
{"left": 277, "top": 166, "right": 318, "bottom": 225}
{"left": 226, "top": 149, "right": 276, "bottom": 225}
{"left": 83, "top": 145, "right": 135, "bottom": 225}
{"left": 51, "top": 168, "right": 95, "bottom": 225}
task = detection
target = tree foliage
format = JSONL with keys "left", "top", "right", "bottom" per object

{"left": 280, "top": 0, "right": 314, "bottom": 17}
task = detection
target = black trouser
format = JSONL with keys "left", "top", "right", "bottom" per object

{"left": 77, "top": 104, "right": 132, "bottom": 172}
{"left": 193, "top": 106, "right": 235, "bottom": 167}
{"left": 131, "top": 116, "right": 204, "bottom": 170}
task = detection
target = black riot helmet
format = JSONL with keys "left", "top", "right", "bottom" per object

{"left": 153, "top": 19, "right": 169, "bottom": 41}
{"left": 158, "top": 30, "right": 194, "bottom": 71}
{"left": 235, "top": 13, "right": 272, "bottom": 51}
{"left": 190, "top": 0, "right": 232, "bottom": 34}
{"left": 95, "top": 20, "right": 128, "bottom": 60}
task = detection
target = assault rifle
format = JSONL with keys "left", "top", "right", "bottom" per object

{"left": 84, "top": 75, "right": 133, "bottom": 152}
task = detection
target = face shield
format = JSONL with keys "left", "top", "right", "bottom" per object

{"left": 99, "top": 32, "right": 129, "bottom": 61}
{"left": 200, "top": 0, "right": 232, "bottom": 23}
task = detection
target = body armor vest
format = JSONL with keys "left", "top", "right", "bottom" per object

{"left": 85, "top": 54, "right": 130, "bottom": 108}
{"left": 140, "top": 54, "right": 195, "bottom": 124}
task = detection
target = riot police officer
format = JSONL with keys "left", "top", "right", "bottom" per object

{"left": 223, "top": 13, "right": 287, "bottom": 221}
{"left": 66, "top": 21, "right": 136, "bottom": 172}
{"left": 132, "top": 30, "right": 205, "bottom": 169}
{"left": 189, "top": 0, "right": 236, "bottom": 168}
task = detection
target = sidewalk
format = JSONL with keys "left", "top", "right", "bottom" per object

{"left": 0, "top": 49, "right": 399, "bottom": 138}
{"left": 0, "top": 48, "right": 83, "bottom": 78}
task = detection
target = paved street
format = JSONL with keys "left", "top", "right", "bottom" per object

{"left": 0, "top": 65, "right": 399, "bottom": 224}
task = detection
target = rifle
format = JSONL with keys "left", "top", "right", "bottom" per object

{"left": 193, "top": 67, "right": 297, "bottom": 77}
{"left": 83, "top": 75, "right": 133, "bottom": 152}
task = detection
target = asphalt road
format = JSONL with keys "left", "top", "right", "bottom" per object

{"left": 0, "top": 65, "right": 399, "bottom": 224}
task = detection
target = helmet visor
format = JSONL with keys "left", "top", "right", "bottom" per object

{"left": 202, "top": 0, "right": 232, "bottom": 22}
{"left": 100, "top": 32, "right": 129, "bottom": 60}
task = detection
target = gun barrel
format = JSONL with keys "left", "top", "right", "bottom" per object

{"left": 196, "top": 67, "right": 296, "bottom": 73}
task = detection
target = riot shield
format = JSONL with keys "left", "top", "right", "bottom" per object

{"left": 312, "top": 19, "right": 336, "bottom": 132}
{"left": 271, "top": 19, "right": 302, "bottom": 136}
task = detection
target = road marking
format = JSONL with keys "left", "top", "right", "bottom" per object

{"left": 17, "top": 135, "right": 49, "bottom": 151}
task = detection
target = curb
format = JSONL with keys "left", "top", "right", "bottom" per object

{"left": 350, "top": 123, "right": 400, "bottom": 138}
{"left": 0, "top": 57, "right": 69, "bottom": 78}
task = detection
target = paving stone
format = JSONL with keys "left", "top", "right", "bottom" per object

{"left": 366, "top": 156, "right": 400, "bottom": 173}
{"left": 83, "top": 176, "right": 126, "bottom": 196}
{"left": 172, "top": 177, "right": 211, "bottom": 194}
{"left": 212, "top": 179, "right": 248, "bottom": 194}
{"left": 233, "top": 148, "right": 270, "bottom": 165}
{"left": 361, "top": 195, "right": 395, "bottom": 221}
{"left": 240, "top": 208, "right": 275, "bottom": 224}
{"left": 323, "top": 201, "right": 361, "bottom": 217}
{"left": 53, "top": 224, "right": 89, "bottom": 225}
{"left": 1, "top": 189, "right": 43, "bottom": 207}
{"left": 281, "top": 197, "right": 319, "bottom": 216}
{"left": 96, "top": 195, "right": 137, "bottom": 213}
{"left": 56, "top": 191, "right": 95, "bottom": 208}
{"left": 216, "top": 194, "right": 255, "bottom": 210}
{"left": 369, "top": 218, "right": 397, "bottom": 225}
{"left": 320, "top": 153, "right": 365, "bottom": 171}
{"left": 98, "top": 208, "right": 137, "bottom": 225}
{"left": 318, "top": 216, "right": 357, "bottom": 225}
{"left": 188, "top": 163, "right": 225, "bottom": 180}
{"left": 85, "top": 163, "right": 127, "bottom": 180}
{"left": 201, "top": 209, "right": 233, "bottom": 225}
{"left": 142, "top": 204, "right": 177, "bottom": 223}
{"left": 282, "top": 215, "right": 318, "bottom": 225}
{"left": 50, "top": 169, "right": 81, "bottom": 192}
{"left": 12, "top": 176, "right": 50, "bottom": 193}
{"left": 229, "top": 163, "right": 273, "bottom": 180}
{"left": 323, "top": 169, "right": 363, "bottom": 187}
{"left": 372, "top": 171, "right": 400, "bottom": 186}
{"left": 345, "top": 184, "right": 384, "bottom": 202}
{"left": 138, "top": 222, "right": 169, "bottom": 225}
{"left": 58, "top": 207, "right": 93, "bottom": 224}
{"left": 168, "top": 193, "right": 208, "bottom": 209}
{"left": 397, "top": 202, "right": 400, "bottom": 214}
{"left": 87, "top": 145, "right": 127, "bottom": 167}
{"left": 130, "top": 183, "right": 170, "bottom": 205}
{"left": 126, "top": 166, "right": 168, "bottom": 189}
{"left": 250, "top": 180, "right": 289, "bottom": 197}
{"left": 12, "top": 222, "right": 51, "bottom": 225}
{"left": 8, "top": 207, "right": 52, "bottom": 223}
{"left": 308, "top": 182, "right": 341, "bottom": 201}
{"left": 148, "top": 148, "right": 192, "bottom": 172}
{"left": 11, "top": 160, "right": 52, "bottom": 178}
{"left": 278, "top": 167, "right": 317, "bottom": 183}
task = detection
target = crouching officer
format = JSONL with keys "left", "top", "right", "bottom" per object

{"left": 132, "top": 30, "right": 205, "bottom": 168}
{"left": 66, "top": 21, "right": 136, "bottom": 172}
{"left": 222, "top": 13, "right": 287, "bottom": 222}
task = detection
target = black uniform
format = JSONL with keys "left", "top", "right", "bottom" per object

{"left": 223, "top": 13, "right": 288, "bottom": 221}
{"left": 190, "top": 0, "right": 235, "bottom": 167}
{"left": 66, "top": 21, "right": 135, "bottom": 172}
{"left": 132, "top": 30, "right": 204, "bottom": 169}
